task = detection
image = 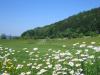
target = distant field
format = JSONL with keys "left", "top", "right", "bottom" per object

{"left": 0, "top": 36, "right": 100, "bottom": 75}
{"left": 0, "top": 36, "right": 100, "bottom": 51}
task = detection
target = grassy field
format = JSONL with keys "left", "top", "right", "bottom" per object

{"left": 0, "top": 36, "right": 100, "bottom": 75}
{"left": 0, "top": 36, "right": 100, "bottom": 51}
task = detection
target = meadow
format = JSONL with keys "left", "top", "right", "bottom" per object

{"left": 0, "top": 36, "right": 100, "bottom": 75}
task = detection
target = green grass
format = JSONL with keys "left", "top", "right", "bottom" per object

{"left": 0, "top": 36, "right": 100, "bottom": 75}
{"left": 0, "top": 36, "right": 100, "bottom": 52}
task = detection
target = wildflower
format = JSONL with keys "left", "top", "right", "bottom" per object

{"left": 29, "top": 52, "right": 33, "bottom": 55}
{"left": 12, "top": 53, "right": 14, "bottom": 55}
{"left": 93, "top": 47, "right": 100, "bottom": 52}
{"left": 54, "top": 64, "right": 62, "bottom": 70}
{"left": 36, "top": 66, "right": 40, "bottom": 69}
{"left": 52, "top": 71, "right": 57, "bottom": 75}
{"left": 17, "top": 51, "right": 20, "bottom": 52}
{"left": 68, "top": 62, "right": 74, "bottom": 67}
{"left": 69, "top": 70, "right": 74, "bottom": 75}
{"left": 82, "top": 42, "right": 86, "bottom": 44}
{"left": 54, "top": 55, "right": 59, "bottom": 59}
{"left": 33, "top": 48, "right": 38, "bottom": 51}
{"left": 88, "top": 55, "right": 94, "bottom": 59}
{"left": 26, "top": 71, "right": 31, "bottom": 75}
{"left": 5, "top": 48, "right": 9, "bottom": 50}
{"left": 48, "top": 64, "right": 52, "bottom": 68}
{"left": 32, "top": 65, "right": 35, "bottom": 68}
{"left": 23, "top": 48, "right": 27, "bottom": 50}
{"left": 60, "top": 53, "right": 66, "bottom": 57}
{"left": 66, "top": 51, "right": 72, "bottom": 56}
{"left": 27, "top": 63, "right": 32, "bottom": 67}
{"left": 37, "top": 69, "right": 47, "bottom": 75}
{"left": 73, "top": 44, "right": 77, "bottom": 46}
{"left": 25, "top": 51, "right": 29, "bottom": 53}
{"left": 75, "top": 64, "right": 81, "bottom": 67}
{"left": 80, "top": 44, "right": 86, "bottom": 48}
{"left": 85, "top": 49, "right": 88, "bottom": 52}
{"left": 87, "top": 45, "right": 93, "bottom": 48}
{"left": 72, "top": 58, "right": 79, "bottom": 61}
{"left": 16, "top": 64, "right": 23, "bottom": 69}
{"left": 8, "top": 48, "right": 12, "bottom": 52}
{"left": 78, "top": 59, "right": 84, "bottom": 62}
{"left": 19, "top": 72, "right": 25, "bottom": 75}
{"left": 91, "top": 42, "right": 96, "bottom": 44}
{"left": 62, "top": 45, "right": 66, "bottom": 47}
{"left": 62, "top": 72, "right": 67, "bottom": 75}
{"left": 1, "top": 71, "right": 10, "bottom": 75}
{"left": 48, "top": 48, "right": 52, "bottom": 51}
{"left": 76, "top": 50, "right": 82, "bottom": 54}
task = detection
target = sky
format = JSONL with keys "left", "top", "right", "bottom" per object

{"left": 0, "top": 0, "right": 100, "bottom": 36}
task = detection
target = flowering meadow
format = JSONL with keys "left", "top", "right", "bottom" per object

{"left": 0, "top": 39, "right": 100, "bottom": 75}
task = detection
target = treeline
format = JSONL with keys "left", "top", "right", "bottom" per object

{"left": 0, "top": 34, "right": 20, "bottom": 40}
{"left": 21, "top": 7, "right": 100, "bottom": 39}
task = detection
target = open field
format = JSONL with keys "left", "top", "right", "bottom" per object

{"left": 0, "top": 36, "right": 100, "bottom": 75}
{"left": 0, "top": 36, "right": 100, "bottom": 51}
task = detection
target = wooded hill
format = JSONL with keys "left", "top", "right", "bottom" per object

{"left": 21, "top": 7, "right": 100, "bottom": 39}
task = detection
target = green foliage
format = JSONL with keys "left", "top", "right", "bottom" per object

{"left": 0, "top": 34, "right": 7, "bottom": 39}
{"left": 21, "top": 7, "right": 100, "bottom": 39}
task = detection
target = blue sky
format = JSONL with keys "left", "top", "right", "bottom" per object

{"left": 0, "top": 0, "right": 100, "bottom": 36}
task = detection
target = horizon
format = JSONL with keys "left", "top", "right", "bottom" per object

{"left": 0, "top": 0, "right": 100, "bottom": 36}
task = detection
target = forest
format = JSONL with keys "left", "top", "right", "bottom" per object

{"left": 21, "top": 7, "right": 100, "bottom": 39}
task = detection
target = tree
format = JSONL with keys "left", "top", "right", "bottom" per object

{"left": 0, "top": 34, "right": 7, "bottom": 39}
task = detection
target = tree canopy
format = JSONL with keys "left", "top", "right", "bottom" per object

{"left": 21, "top": 7, "right": 100, "bottom": 39}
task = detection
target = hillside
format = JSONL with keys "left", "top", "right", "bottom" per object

{"left": 21, "top": 7, "right": 100, "bottom": 39}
